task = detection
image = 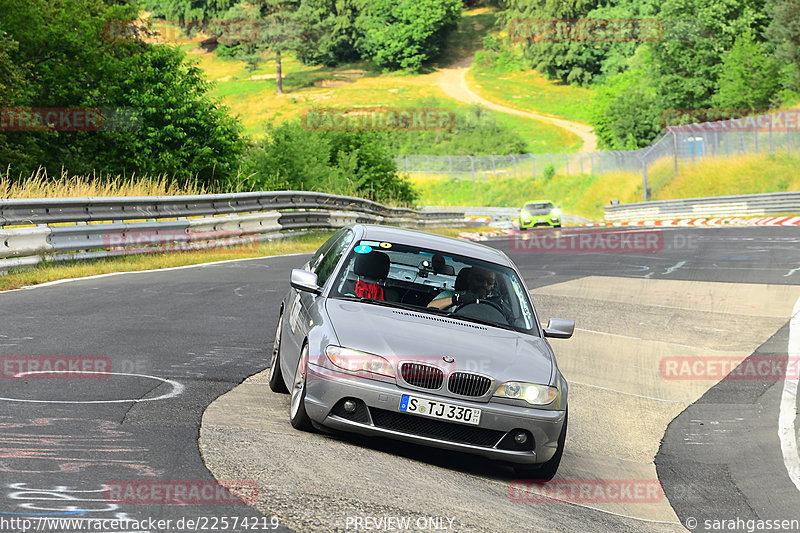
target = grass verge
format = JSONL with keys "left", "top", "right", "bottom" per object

{"left": 409, "top": 151, "right": 800, "bottom": 220}
{"left": 1, "top": 167, "right": 208, "bottom": 198}
{"left": 468, "top": 62, "right": 595, "bottom": 125}
{"left": 0, "top": 226, "right": 473, "bottom": 291}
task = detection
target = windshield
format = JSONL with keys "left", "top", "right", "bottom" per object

{"left": 330, "top": 240, "right": 538, "bottom": 334}
{"left": 523, "top": 202, "right": 554, "bottom": 211}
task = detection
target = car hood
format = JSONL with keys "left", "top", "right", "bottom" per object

{"left": 325, "top": 299, "right": 553, "bottom": 384}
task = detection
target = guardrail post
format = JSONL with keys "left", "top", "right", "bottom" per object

{"left": 530, "top": 154, "right": 536, "bottom": 178}
{"left": 490, "top": 155, "right": 496, "bottom": 179}
{"left": 448, "top": 155, "right": 453, "bottom": 180}
{"left": 426, "top": 155, "right": 431, "bottom": 175}
{"left": 512, "top": 155, "right": 517, "bottom": 178}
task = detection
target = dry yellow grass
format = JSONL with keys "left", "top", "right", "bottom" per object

{"left": 1, "top": 167, "right": 208, "bottom": 199}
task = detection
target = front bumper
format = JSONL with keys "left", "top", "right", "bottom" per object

{"left": 303, "top": 363, "right": 566, "bottom": 465}
{"left": 520, "top": 216, "right": 561, "bottom": 228}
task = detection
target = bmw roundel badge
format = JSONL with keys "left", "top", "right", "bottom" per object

{"left": 442, "top": 356, "right": 455, "bottom": 363}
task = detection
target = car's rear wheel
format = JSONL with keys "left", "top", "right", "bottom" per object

{"left": 268, "top": 313, "right": 289, "bottom": 393}
{"left": 513, "top": 409, "right": 567, "bottom": 481}
{"left": 289, "top": 344, "right": 314, "bottom": 431}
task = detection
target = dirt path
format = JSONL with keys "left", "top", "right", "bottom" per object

{"left": 436, "top": 57, "right": 598, "bottom": 152}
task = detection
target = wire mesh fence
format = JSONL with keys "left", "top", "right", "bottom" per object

{"left": 394, "top": 109, "right": 799, "bottom": 200}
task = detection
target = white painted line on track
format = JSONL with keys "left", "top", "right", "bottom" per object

{"left": 663, "top": 261, "right": 686, "bottom": 275}
{"left": 574, "top": 328, "right": 726, "bottom": 352}
{"left": 779, "top": 295, "right": 800, "bottom": 492}
{"left": 0, "top": 371, "right": 185, "bottom": 404}
{"left": 570, "top": 381, "right": 689, "bottom": 405}
{"left": 0, "top": 253, "right": 310, "bottom": 294}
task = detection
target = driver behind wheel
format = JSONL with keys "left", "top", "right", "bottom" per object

{"left": 428, "top": 266, "right": 496, "bottom": 311}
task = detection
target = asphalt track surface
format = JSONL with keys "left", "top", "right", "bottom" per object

{"left": 0, "top": 226, "right": 799, "bottom": 533}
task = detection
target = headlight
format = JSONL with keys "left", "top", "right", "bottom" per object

{"left": 325, "top": 345, "right": 396, "bottom": 378}
{"left": 551, "top": 208, "right": 561, "bottom": 217}
{"left": 493, "top": 382, "right": 558, "bottom": 405}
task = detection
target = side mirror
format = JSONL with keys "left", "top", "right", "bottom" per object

{"left": 291, "top": 269, "right": 322, "bottom": 295}
{"left": 543, "top": 318, "right": 574, "bottom": 339}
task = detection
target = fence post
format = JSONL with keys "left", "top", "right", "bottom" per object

{"left": 788, "top": 111, "right": 792, "bottom": 155}
{"left": 754, "top": 126, "right": 759, "bottom": 154}
{"left": 726, "top": 130, "right": 730, "bottom": 157}
{"left": 641, "top": 157, "right": 648, "bottom": 202}
{"left": 769, "top": 115, "right": 773, "bottom": 153}
{"left": 672, "top": 131, "right": 678, "bottom": 177}
{"left": 468, "top": 155, "right": 475, "bottom": 181}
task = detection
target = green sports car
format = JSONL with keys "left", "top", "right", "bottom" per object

{"left": 519, "top": 201, "right": 561, "bottom": 229}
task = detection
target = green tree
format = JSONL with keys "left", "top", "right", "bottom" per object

{"left": 766, "top": 0, "right": 800, "bottom": 97}
{"left": 713, "top": 30, "right": 781, "bottom": 109}
{"left": 591, "top": 50, "right": 663, "bottom": 149}
{"left": 244, "top": 121, "right": 417, "bottom": 204}
{"left": 0, "top": 0, "right": 244, "bottom": 184}
{"left": 356, "top": 0, "right": 462, "bottom": 71}
{"left": 292, "top": 0, "right": 362, "bottom": 66}
{"left": 141, "top": 0, "right": 239, "bottom": 28}
{"left": 650, "top": 0, "right": 770, "bottom": 110}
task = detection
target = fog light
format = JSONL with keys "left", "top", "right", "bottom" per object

{"left": 514, "top": 431, "right": 528, "bottom": 445}
{"left": 343, "top": 399, "right": 357, "bottom": 414}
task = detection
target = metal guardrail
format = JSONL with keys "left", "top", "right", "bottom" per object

{"left": 0, "top": 192, "right": 465, "bottom": 272}
{"left": 604, "top": 191, "right": 800, "bottom": 222}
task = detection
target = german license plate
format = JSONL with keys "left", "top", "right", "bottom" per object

{"left": 398, "top": 394, "right": 481, "bottom": 426}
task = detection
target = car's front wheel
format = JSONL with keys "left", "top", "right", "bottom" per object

{"left": 268, "top": 313, "right": 289, "bottom": 393}
{"left": 513, "top": 409, "right": 567, "bottom": 481}
{"left": 289, "top": 344, "right": 314, "bottom": 431}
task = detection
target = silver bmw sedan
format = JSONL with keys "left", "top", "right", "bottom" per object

{"left": 268, "top": 224, "right": 574, "bottom": 480}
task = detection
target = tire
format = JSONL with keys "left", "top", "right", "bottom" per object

{"left": 514, "top": 410, "right": 567, "bottom": 481}
{"left": 268, "top": 313, "right": 289, "bottom": 393}
{"left": 289, "top": 344, "right": 314, "bottom": 431}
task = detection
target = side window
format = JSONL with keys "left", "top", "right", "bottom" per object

{"left": 314, "top": 229, "right": 355, "bottom": 287}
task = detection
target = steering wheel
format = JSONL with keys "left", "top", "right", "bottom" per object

{"left": 452, "top": 299, "right": 510, "bottom": 324}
